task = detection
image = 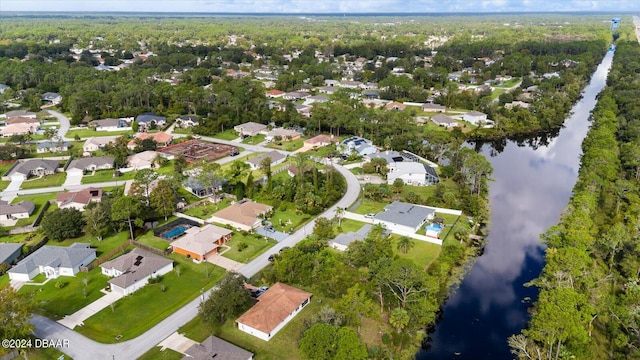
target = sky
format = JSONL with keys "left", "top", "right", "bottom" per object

{"left": 1, "top": 0, "right": 639, "bottom": 13}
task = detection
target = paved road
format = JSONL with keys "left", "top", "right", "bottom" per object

{"left": 47, "top": 109, "right": 71, "bottom": 140}
{"left": 28, "top": 152, "right": 360, "bottom": 360}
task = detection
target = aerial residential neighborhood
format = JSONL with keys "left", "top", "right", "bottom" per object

{"left": 0, "top": 3, "right": 620, "bottom": 360}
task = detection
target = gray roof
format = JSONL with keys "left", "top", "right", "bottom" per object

{"left": 0, "top": 200, "right": 35, "bottom": 216}
{"left": 90, "top": 118, "right": 127, "bottom": 128}
{"left": 4, "top": 110, "right": 36, "bottom": 119}
{"left": 67, "top": 156, "right": 114, "bottom": 171}
{"left": 37, "top": 140, "right": 70, "bottom": 150}
{"left": 8, "top": 243, "right": 95, "bottom": 276}
{"left": 41, "top": 92, "right": 61, "bottom": 100}
{"left": 431, "top": 114, "right": 456, "bottom": 125}
{"left": 102, "top": 248, "right": 172, "bottom": 289}
{"left": 136, "top": 113, "right": 166, "bottom": 123}
{"left": 11, "top": 159, "right": 59, "bottom": 175}
{"left": 331, "top": 224, "right": 372, "bottom": 248}
{"left": 370, "top": 151, "right": 405, "bottom": 164}
{"left": 0, "top": 243, "right": 23, "bottom": 264}
{"left": 247, "top": 151, "right": 286, "bottom": 166}
{"left": 374, "top": 201, "right": 435, "bottom": 229}
{"left": 183, "top": 335, "right": 253, "bottom": 360}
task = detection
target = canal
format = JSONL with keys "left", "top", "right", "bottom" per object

{"left": 417, "top": 49, "right": 614, "bottom": 359}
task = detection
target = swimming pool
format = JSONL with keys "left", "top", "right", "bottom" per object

{"left": 162, "top": 226, "right": 187, "bottom": 239}
{"left": 425, "top": 224, "right": 442, "bottom": 232}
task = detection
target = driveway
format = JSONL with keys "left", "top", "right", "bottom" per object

{"left": 58, "top": 291, "right": 123, "bottom": 329}
{"left": 2, "top": 177, "right": 23, "bottom": 201}
{"left": 158, "top": 332, "right": 197, "bottom": 354}
{"left": 206, "top": 251, "right": 244, "bottom": 271}
{"left": 254, "top": 226, "right": 289, "bottom": 242}
{"left": 47, "top": 109, "right": 71, "bottom": 140}
{"left": 63, "top": 172, "right": 83, "bottom": 187}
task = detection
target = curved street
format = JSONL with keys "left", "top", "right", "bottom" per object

{"left": 46, "top": 109, "right": 71, "bottom": 140}
{"left": 30, "top": 151, "right": 361, "bottom": 360}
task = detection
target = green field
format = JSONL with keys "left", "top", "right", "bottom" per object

{"left": 242, "top": 134, "right": 265, "bottom": 145}
{"left": 81, "top": 169, "right": 136, "bottom": 184}
{"left": 66, "top": 128, "right": 132, "bottom": 139}
{"left": 221, "top": 232, "right": 277, "bottom": 263}
{"left": 138, "top": 346, "right": 183, "bottom": 360}
{"left": 266, "top": 137, "right": 305, "bottom": 151}
{"left": 212, "top": 129, "right": 238, "bottom": 141}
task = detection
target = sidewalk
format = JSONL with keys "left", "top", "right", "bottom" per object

{"left": 58, "top": 290, "right": 123, "bottom": 329}
{"left": 206, "top": 246, "right": 245, "bottom": 271}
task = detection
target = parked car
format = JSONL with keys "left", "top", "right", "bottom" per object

{"left": 268, "top": 254, "right": 276, "bottom": 262}
{"left": 279, "top": 246, "right": 290, "bottom": 254}
{"left": 364, "top": 213, "right": 376, "bottom": 218}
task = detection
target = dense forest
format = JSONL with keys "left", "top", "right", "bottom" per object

{"left": 511, "top": 38, "right": 640, "bottom": 359}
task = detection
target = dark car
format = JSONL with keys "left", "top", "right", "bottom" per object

{"left": 279, "top": 246, "right": 290, "bottom": 254}
{"left": 268, "top": 254, "right": 276, "bottom": 262}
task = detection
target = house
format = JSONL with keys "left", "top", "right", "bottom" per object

{"left": 421, "top": 103, "right": 446, "bottom": 113}
{"left": 82, "top": 136, "right": 118, "bottom": 153}
{"left": 1, "top": 123, "right": 37, "bottom": 137}
{"left": 339, "top": 80, "right": 362, "bottom": 89}
{"left": 294, "top": 104, "right": 312, "bottom": 118}
{"left": 246, "top": 151, "right": 287, "bottom": 170}
{"left": 183, "top": 176, "right": 219, "bottom": 198}
{"left": 89, "top": 118, "right": 131, "bottom": 132}
{"left": 282, "top": 91, "right": 309, "bottom": 101}
{"left": 340, "top": 136, "right": 377, "bottom": 157}
{"left": 463, "top": 110, "right": 488, "bottom": 126}
{"left": 171, "top": 224, "right": 232, "bottom": 261}
{"left": 100, "top": 248, "right": 173, "bottom": 296}
{"left": 176, "top": 115, "right": 199, "bottom": 128}
{"left": 266, "top": 89, "right": 285, "bottom": 98}
{"left": 127, "top": 150, "right": 160, "bottom": 170}
{"left": 0, "top": 200, "right": 35, "bottom": 225}
{"left": 36, "top": 140, "right": 70, "bottom": 154}
{"left": 183, "top": 335, "right": 254, "bottom": 360}
{"left": 362, "top": 90, "right": 380, "bottom": 99}
{"left": 209, "top": 200, "right": 273, "bottom": 231}
{"left": 329, "top": 224, "right": 372, "bottom": 251}
{"left": 127, "top": 132, "right": 173, "bottom": 150}
{"left": 56, "top": 188, "right": 102, "bottom": 211}
{"left": 324, "top": 79, "right": 340, "bottom": 87}
{"left": 135, "top": 113, "right": 166, "bottom": 130}
{"left": 5, "top": 117, "right": 40, "bottom": 125}
{"left": 265, "top": 128, "right": 302, "bottom": 142}
{"left": 359, "top": 82, "right": 379, "bottom": 90}
{"left": 369, "top": 150, "right": 406, "bottom": 164}
{"left": 317, "top": 86, "right": 338, "bottom": 95}
{"left": 234, "top": 122, "right": 267, "bottom": 137}
{"left": 385, "top": 101, "right": 407, "bottom": 111}
{"left": 387, "top": 162, "right": 439, "bottom": 186}
{"left": 304, "top": 95, "right": 329, "bottom": 104}
{"left": 0, "top": 243, "right": 23, "bottom": 265}
{"left": 7, "top": 243, "right": 96, "bottom": 281}
{"left": 303, "top": 134, "right": 338, "bottom": 149}
{"left": 67, "top": 157, "right": 114, "bottom": 176}
{"left": 8, "top": 159, "right": 59, "bottom": 180}
{"left": 505, "top": 101, "right": 531, "bottom": 109}
{"left": 1, "top": 110, "right": 37, "bottom": 119}
{"left": 41, "top": 92, "right": 62, "bottom": 104}
{"left": 431, "top": 114, "right": 459, "bottom": 128}
{"left": 373, "top": 201, "right": 435, "bottom": 234}
{"left": 236, "top": 282, "right": 312, "bottom": 341}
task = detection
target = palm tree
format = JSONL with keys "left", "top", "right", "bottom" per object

{"left": 335, "top": 207, "right": 346, "bottom": 227}
{"left": 396, "top": 236, "right": 415, "bottom": 254}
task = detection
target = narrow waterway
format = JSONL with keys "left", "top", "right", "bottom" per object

{"left": 418, "top": 50, "right": 614, "bottom": 359}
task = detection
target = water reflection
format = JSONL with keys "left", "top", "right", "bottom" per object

{"left": 418, "top": 50, "right": 613, "bottom": 359}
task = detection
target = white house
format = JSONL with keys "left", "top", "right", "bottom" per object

{"left": 66, "top": 157, "right": 114, "bottom": 176}
{"left": 373, "top": 201, "right": 435, "bottom": 234}
{"left": 329, "top": 224, "right": 372, "bottom": 252}
{"left": 236, "top": 282, "right": 312, "bottom": 341}
{"left": 387, "top": 162, "right": 439, "bottom": 186}
{"left": 462, "top": 111, "right": 488, "bottom": 126}
{"left": 100, "top": 248, "right": 173, "bottom": 296}
{"left": 82, "top": 137, "right": 118, "bottom": 153}
{"left": 246, "top": 151, "right": 286, "bottom": 170}
{"left": 7, "top": 243, "right": 96, "bottom": 281}
{"left": 431, "top": 114, "right": 459, "bottom": 128}
{"left": 340, "top": 136, "right": 377, "bottom": 157}
{"left": 56, "top": 188, "right": 102, "bottom": 211}
{"left": 89, "top": 118, "right": 131, "bottom": 132}
{"left": 0, "top": 200, "right": 35, "bottom": 226}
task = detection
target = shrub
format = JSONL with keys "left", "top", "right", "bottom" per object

{"left": 237, "top": 242, "right": 248, "bottom": 252}
{"left": 54, "top": 280, "right": 66, "bottom": 289}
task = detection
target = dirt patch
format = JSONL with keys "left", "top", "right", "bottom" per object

{"left": 158, "top": 139, "right": 237, "bottom": 163}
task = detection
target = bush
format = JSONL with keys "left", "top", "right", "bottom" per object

{"left": 54, "top": 281, "right": 66, "bottom": 289}
{"left": 237, "top": 242, "right": 248, "bottom": 252}
{"left": 148, "top": 275, "right": 163, "bottom": 284}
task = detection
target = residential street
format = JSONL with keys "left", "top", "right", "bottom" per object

{"left": 46, "top": 109, "right": 71, "bottom": 140}
{"left": 28, "top": 148, "right": 361, "bottom": 359}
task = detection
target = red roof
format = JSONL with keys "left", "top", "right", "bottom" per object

{"left": 266, "top": 89, "right": 285, "bottom": 95}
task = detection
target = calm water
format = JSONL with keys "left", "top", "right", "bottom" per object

{"left": 418, "top": 50, "right": 614, "bottom": 359}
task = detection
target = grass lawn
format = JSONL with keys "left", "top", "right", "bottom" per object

{"left": 268, "top": 207, "right": 312, "bottom": 233}
{"left": 77, "top": 253, "right": 225, "bottom": 343}
{"left": 393, "top": 234, "right": 442, "bottom": 269}
{"left": 171, "top": 128, "right": 193, "bottom": 135}
{"left": 353, "top": 198, "right": 388, "bottom": 215}
{"left": 242, "top": 134, "right": 265, "bottom": 145}
{"left": 334, "top": 218, "right": 367, "bottom": 234}
{"left": 66, "top": 128, "right": 132, "bottom": 139}
{"left": 138, "top": 346, "right": 183, "bottom": 360}
{"left": 222, "top": 232, "right": 277, "bottom": 263}
{"left": 182, "top": 198, "right": 232, "bottom": 220}
{"left": 11, "top": 193, "right": 56, "bottom": 227}
{"left": 266, "top": 137, "right": 305, "bottom": 152}
{"left": 0, "top": 161, "right": 16, "bottom": 176}
{"left": 19, "top": 267, "right": 108, "bottom": 320}
{"left": 14, "top": 346, "right": 69, "bottom": 360}
{"left": 81, "top": 169, "right": 136, "bottom": 184}
{"left": 179, "top": 286, "right": 327, "bottom": 360}
{"left": 135, "top": 230, "right": 171, "bottom": 251}
{"left": 20, "top": 172, "right": 66, "bottom": 189}
{"left": 212, "top": 129, "right": 238, "bottom": 141}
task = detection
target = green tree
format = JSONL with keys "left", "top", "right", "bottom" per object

{"left": 0, "top": 285, "right": 34, "bottom": 340}
{"left": 335, "top": 327, "right": 368, "bottom": 360}
{"left": 134, "top": 168, "right": 159, "bottom": 204}
{"left": 198, "top": 272, "right": 252, "bottom": 324}
{"left": 392, "top": 178, "right": 404, "bottom": 194}
{"left": 132, "top": 120, "right": 139, "bottom": 132}
{"left": 111, "top": 196, "right": 143, "bottom": 240}
{"left": 105, "top": 136, "right": 130, "bottom": 168}
{"left": 312, "top": 217, "right": 334, "bottom": 241}
{"left": 335, "top": 284, "right": 376, "bottom": 329}
{"left": 389, "top": 307, "right": 410, "bottom": 332}
{"left": 173, "top": 154, "right": 188, "bottom": 176}
{"left": 396, "top": 236, "right": 415, "bottom": 255}
{"left": 40, "top": 208, "right": 86, "bottom": 241}
{"left": 299, "top": 323, "right": 337, "bottom": 360}
{"left": 198, "top": 162, "right": 224, "bottom": 201}
{"left": 150, "top": 179, "right": 177, "bottom": 220}
{"left": 83, "top": 199, "right": 113, "bottom": 241}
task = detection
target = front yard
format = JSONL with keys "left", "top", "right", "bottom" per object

{"left": 212, "top": 129, "right": 238, "bottom": 141}
{"left": 222, "top": 232, "right": 277, "bottom": 263}
{"left": 66, "top": 128, "right": 132, "bottom": 139}
{"left": 20, "top": 172, "right": 66, "bottom": 189}
{"left": 81, "top": 169, "right": 136, "bottom": 184}
{"left": 266, "top": 137, "right": 305, "bottom": 152}
{"left": 242, "top": 134, "right": 265, "bottom": 145}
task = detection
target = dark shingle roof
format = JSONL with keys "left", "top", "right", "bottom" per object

{"left": 183, "top": 335, "right": 253, "bottom": 360}
{"left": 374, "top": 201, "right": 435, "bottom": 229}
